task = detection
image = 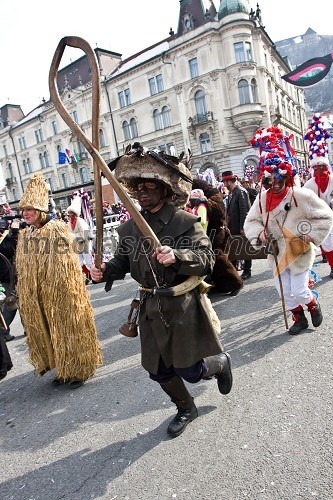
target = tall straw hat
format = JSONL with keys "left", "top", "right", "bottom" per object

{"left": 108, "top": 142, "right": 193, "bottom": 207}
{"left": 19, "top": 173, "right": 49, "bottom": 212}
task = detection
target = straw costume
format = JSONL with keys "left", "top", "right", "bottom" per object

{"left": 244, "top": 126, "right": 333, "bottom": 335}
{"left": 16, "top": 174, "right": 102, "bottom": 387}
{"left": 93, "top": 143, "right": 233, "bottom": 438}
{"left": 303, "top": 113, "right": 333, "bottom": 278}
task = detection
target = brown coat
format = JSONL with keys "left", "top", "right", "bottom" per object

{"left": 104, "top": 203, "right": 223, "bottom": 374}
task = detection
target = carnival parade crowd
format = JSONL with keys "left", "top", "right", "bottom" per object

{"left": 1, "top": 114, "right": 333, "bottom": 439}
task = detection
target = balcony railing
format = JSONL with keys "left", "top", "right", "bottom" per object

{"left": 189, "top": 111, "right": 214, "bottom": 127}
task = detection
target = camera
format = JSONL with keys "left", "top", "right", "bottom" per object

{"left": 0, "top": 215, "right": 27, "bottom": 231}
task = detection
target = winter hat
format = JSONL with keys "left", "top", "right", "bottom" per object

{"left": 190, "top": 188, "right": 207, "bottom": 201}
{"left": 250, "top": 126, "right": 297, "bottom": 186}
{"left": 67, "top": 196, "right": 82, "bottom": 216}
{"left": 221, "top": 171, "right": 237, "bottom": 181}
{"left": 108, "top": 142, "right": 193, "bottom": 207}
{"left": 304, "top": 113, "right": 331, "bottom": 168}
{"left": 19, "top": 173, "right": 49, "bottom": 212}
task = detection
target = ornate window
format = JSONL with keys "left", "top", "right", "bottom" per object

{"left": 234, "top": 42, "right": 253, "bottom": 63}
{"left": 199, "top": 133, "right": 211, "bottom": 153}
{"left": 189, "top": 58, "right": 199, "bottom": 78}
{"left": 194, "top": 90, "right": 207, "bottom": 119}
{"left": 149, "top": 74, "right": 164, "bottom": 95}
{"left": 238, "top": 79, "right": 251, "bottom": 104}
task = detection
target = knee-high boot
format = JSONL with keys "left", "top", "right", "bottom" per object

{"left": 159, "top": 376, "right": 198, "bottom": 438}
{"left": 202, "top": 352, "right": 233, "bottom": 394}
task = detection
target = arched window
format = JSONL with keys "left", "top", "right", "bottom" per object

{"left": 199, "top": 133, "right": 211, "bottom": 153}
{"left": 122, "top": 120, "right": 131, "bottom": 141}
{"left": 251, "top": 78, "right": 258, "bottom": 102}
{"left": 194, "top": 90, "right": 207, "bottom": 120}
{"left": 153, "top": 109, "right": 163, "bottom": 131}
{"left": 99, "top": 129, "right": 106, "bottom": 148}
{"left": 7, "top": 162, "right": 13, "bottom": 178}
{"left": 161, "top": 106, "right": 171, "bottom": 128}
{"left": 129, "top": 118, "right": 138, "bottom": 138}
{"left": 39, "top": 152, "right": 45, "bottom": 169}
{"left": 44, "top": 151, "right": 50, "bottom": 168}
{"left": 238, "top": 79, "right": 251, "bottom": 104}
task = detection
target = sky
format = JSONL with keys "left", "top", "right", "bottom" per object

{"left": 1, "top": 0, "right": 332, "bottom": 115}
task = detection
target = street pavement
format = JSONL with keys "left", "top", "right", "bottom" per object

{"left": 1, "top": 255, "right": 332, "bottom": 500}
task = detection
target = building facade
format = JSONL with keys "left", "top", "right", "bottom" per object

{"left": 0, "top": 0, "right": 307, "bottom": 210}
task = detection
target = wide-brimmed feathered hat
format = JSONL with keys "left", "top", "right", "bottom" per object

{"left": 250, "top": 126, "right": 297, "bottom": 186}
{"left": 108, "top": 143, "right": 193, "bottom": 207}
{"left": 304, "top": 113, "right": 331, "bottom": 168}
{"left": 19, "top": 173, "right": 49, "bottom": 212}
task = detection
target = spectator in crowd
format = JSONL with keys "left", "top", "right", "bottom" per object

{"left": 222, "top": 171, "right": 252, "bottom": 280}
{"left": 0, "top": 213, "right": 20, "bottom": 342}
{"left": 67, "top": 196, "right": 93, "bottom": 283}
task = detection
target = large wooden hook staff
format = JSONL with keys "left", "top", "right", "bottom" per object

{"left": 49, "top": 36, "right": 160, "bottom": 267}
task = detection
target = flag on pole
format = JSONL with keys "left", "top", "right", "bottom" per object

{"left": 73, "top": 150, "right": 81, "bottom": 163}
{"left": 58, "top": 151, "right": 67, "bottom": 164}
{"left": 65, "top": 149, "right": 72, "bottom": 163}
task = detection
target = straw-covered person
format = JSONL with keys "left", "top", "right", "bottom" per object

{"left": 15, "top": 173, "right": 102, "bottom": 389}
{"left": 91, "top": 143, "right": 232, "bottom": 438}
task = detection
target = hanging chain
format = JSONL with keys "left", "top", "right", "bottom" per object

{"left": 141, "top": 241, "right": 170, "bottom": 328}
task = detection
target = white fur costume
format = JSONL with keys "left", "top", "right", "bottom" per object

{"left": 303, "top": 175, "right": 333, "bottom": 253}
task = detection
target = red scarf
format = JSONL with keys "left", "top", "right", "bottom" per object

{"left": 266, "top": 186, "right": 289, "bottom": 212}
{"left": 314, "top": 170, "right": 330, "bottom": 194}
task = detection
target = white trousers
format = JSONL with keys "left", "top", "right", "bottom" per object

{"left": 273, "top": 268, "right": 313, "bottom": 311}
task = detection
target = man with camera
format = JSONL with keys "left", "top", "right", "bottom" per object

{"left": 0, "top": 203, "right": 23, "bottom": 342}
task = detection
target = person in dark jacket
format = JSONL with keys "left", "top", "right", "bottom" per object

{"left": 91, "top": 144, "right": 233, "bottom": 438}
{"left": 222, "top": 171, "right": 252, "bottom": 280}
{"left": 0, "top": 216, "right": 20, "bottom": 342}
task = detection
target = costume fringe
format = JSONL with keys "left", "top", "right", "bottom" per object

{"left": 16, "top": 221, "right": 102, "bottom": 380}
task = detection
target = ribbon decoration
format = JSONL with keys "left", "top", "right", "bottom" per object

{"left": 282, "top": 52, "right": 333, "bottom": 87}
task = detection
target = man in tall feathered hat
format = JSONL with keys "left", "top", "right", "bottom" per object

{"left": 16, "top": 173, "right": 102, "bottom": 388}
{"left": 303, "top": 113, "right": 333, "bottom": 278}
{"left": 244, "top": 126, "right": 333, "bottom": 335}
{"left": 91, "top": 143, "right": 233, "bottom": 438}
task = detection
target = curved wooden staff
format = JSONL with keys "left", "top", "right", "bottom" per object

{"left": 49, "top": 36, "right": 160, "bottom": 260}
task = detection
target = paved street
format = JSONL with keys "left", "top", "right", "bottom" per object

{"left": 1, "top": 255, "right": 332, "bottom": 500}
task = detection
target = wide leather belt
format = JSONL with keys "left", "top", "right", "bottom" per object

{"left": 139, "top": 275, "right": 210, "bottom": 297}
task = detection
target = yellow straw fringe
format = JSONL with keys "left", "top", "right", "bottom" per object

{"left": 16, "top": 220, "right": 102, "bottom": 380}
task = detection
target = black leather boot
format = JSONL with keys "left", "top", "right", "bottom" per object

{"left": 202, "top": 352, "right": 233, "bottom": 394}
{"left": 289, "top": 306, "right": 308, "bottom": 335}
{"left": 306, "top": 298, "right": 323, "bottom": 327}
{"left": 159, "top": 376, "right": 198, "bottom": 438}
